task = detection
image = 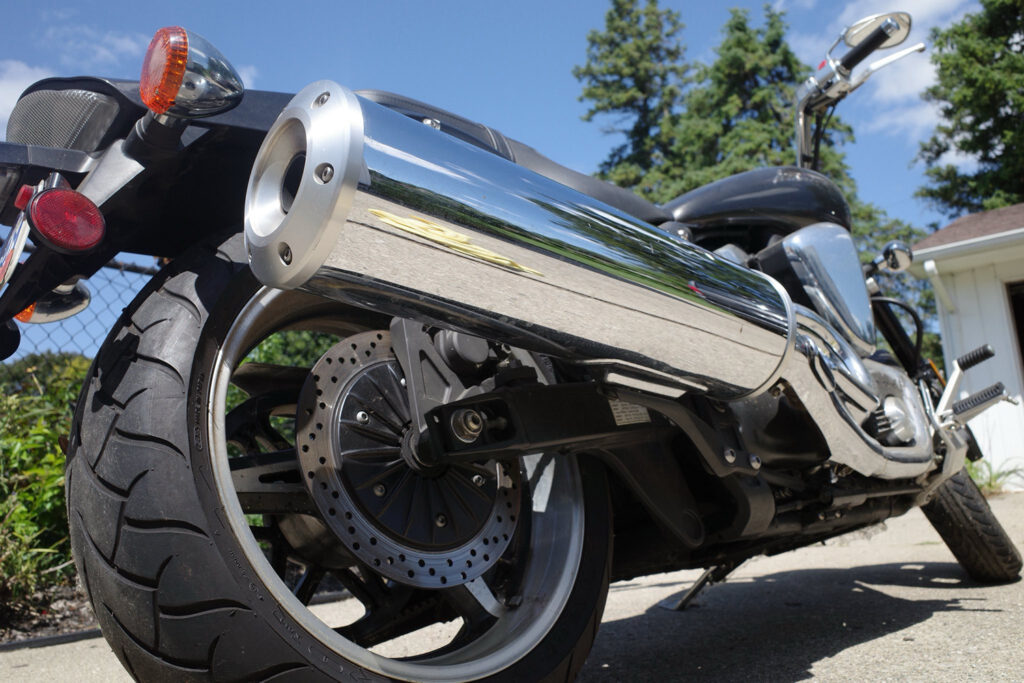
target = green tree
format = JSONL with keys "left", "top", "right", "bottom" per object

{"left": 665, "top": 6, "right": 854, "bottom": 201}
{"left": 572, "top": 0, "right": 690, "bottom": 198}
{"left": 917, "top": 0, "right": 1024, "bottom": 217}
{"left": 576, "top": 1, "right": 936, "bottom": 353}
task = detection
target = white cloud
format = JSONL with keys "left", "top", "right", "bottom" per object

{"left": 0, "top": 60, "right": 55, "bottom": 139}
{"left": 774, "top": 0, "right": 818, "bottom": 11}
{"left": 862, "top": 101, "right": 978, "bottom": 170}
{"left": 237, "top": 65, "right": 259, "bottom": 90}
{"left": 41, "top": 25, "right": 150, "bottom": 71}
{"left": 863, "top": 47, "right": 935, "bottom": 103}
{"left": 832, "top": 0, "right": 972, "bottom": 31}
{"left": 40, "top": 7, "right": 78, "bottom": 22}
{"left": 936, "top": 146, "right": 978, "bottom": 171}
{"left": 863, "top": 101, "right": 941, "bottom": 138}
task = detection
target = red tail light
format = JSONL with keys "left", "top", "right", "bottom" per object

{"left": 27, "top": 188, "right": 106, "bottom": 253}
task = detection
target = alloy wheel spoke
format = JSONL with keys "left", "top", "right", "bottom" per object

{"left": 230, "top": 449, "right": 318, "bottom": 515}
{"left": 226, "top": 390, "right": 297, "bottom": 452}
{"left": 294, "top": 565, "right": 327, "bottom": 605}
{"left": 230, "top": 362, "right": 311, "bottom": 399}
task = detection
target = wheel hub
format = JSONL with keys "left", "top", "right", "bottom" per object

{"left": 295, "top": 330, "right": 520, "bottom": 588}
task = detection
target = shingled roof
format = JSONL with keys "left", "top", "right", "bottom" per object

{"left": 915, "top": 203, "right": 1024, "bottom": 251}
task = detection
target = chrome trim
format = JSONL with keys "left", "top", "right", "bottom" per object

{"left": 843, "top": 13, "right": 911, "bottom": 50}
{"left": 0, "top": 212, "right": 30, "bottom": 288}
{"left": 245, "top": 81, "right": 365, "bottom": 290}
{"left": 246, "top": 82, "right": 796, "bottom": 401}
{"left": 163, "top": 29, "right": 244, "bottom": 119}
{"left": 776, "top": 223, "right": 876, "bottom": 356}
{"left": 1, "top": 172, "right": 68, "bottom": 289}
{"left": 875, "top": 240, "right": 913, "bottom": 273}
{"left": 783, "top": 306, "right": 935, "bottom": 479}
{"left": 19, "top": 281, "right": 91, "bottom": 323}
{"left": 791, "top": 304, "right": 876, "bottom": 412}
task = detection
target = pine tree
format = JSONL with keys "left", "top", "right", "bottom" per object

{"left": 917, "top": 0, "right": 1024, "bottom": 217}
{"left": 572, "top": 0, "right": 689, "bottom": 198}
{"left": 575, "top": 1, "right": 934, "bottom": 345}
{"left": 665, "top": 7, "right": 853, "bottom": 201}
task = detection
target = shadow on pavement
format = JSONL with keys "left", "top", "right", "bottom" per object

{"left": 581, "top": 561, "right": 1000, "bottom": 681}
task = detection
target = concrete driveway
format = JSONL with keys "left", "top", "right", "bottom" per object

{"left": 2, "top": 493, "right": 1021, "bottom": 682}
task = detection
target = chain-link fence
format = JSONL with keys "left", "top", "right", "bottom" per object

{"left": 0, "top": 258, "right": 158, "bottom": 387}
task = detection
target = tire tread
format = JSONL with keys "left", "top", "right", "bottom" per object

{"left": 67, "top": 239, "right": 313, "bottom": 681}
{"left": 922, "top": 468, "right": 1022, "bottom": 583}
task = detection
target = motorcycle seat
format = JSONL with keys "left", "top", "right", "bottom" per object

{"left": 662, "top": 166, "right": 852, "bottom": 244}
{"left": 357, "top": 90, "right": 672, "bottom": 227}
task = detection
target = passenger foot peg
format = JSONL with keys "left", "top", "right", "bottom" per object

{"left": 956, "top": 344, "right": 994, "bottom": 371}
{"left": 936, "top": 343, "right": 1014, "bottom": 421}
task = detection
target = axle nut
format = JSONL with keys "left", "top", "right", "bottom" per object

{"left": 451, "top": 408, "right": 484, "bottom": 444}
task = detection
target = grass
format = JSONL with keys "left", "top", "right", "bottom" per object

{"left": 966, "top": 459, "right": 1024, "bottom": 496}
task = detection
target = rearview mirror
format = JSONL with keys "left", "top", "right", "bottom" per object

{"left": 843, "top": 12, "right": 912, "bottom": 50}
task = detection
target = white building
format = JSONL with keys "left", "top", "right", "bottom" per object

{"left": 909, "top": 203, "right": 1024, "bottom": 485}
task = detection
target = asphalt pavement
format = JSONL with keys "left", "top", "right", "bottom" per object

{"left": 2, "top": 493, "right": 1021, "bottom": 682}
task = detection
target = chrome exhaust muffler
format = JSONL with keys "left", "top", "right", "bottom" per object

{"left": 243, "top": 81, "right": 944, "bottom": 480}
{"left": 244, "top": 81, "right": 795, "bottom": 401}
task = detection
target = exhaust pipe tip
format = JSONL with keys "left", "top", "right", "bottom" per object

{"left": 244, "top": 80, "right": 365, "bottom": 289}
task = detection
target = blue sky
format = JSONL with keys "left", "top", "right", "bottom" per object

{"left": 1, "top": 0, "right": 979, "bottom": 236}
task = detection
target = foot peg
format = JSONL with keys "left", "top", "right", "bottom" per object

{"left": 956, "top": 344, "right": 994, "bottom": 371}
{"left": 936, "top": 344, "right": 1007, "bottom": 420}
{"left": 951, "top": 382, "right": 1008, "bottom": 423}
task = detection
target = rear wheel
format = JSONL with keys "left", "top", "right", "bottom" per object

{"left": 922, "top": 468, "right": 1022, "bottom": 583}
{"left": 67, "top": 235, "right": 612, "bottom": 681}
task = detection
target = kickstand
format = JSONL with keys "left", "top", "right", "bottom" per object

{"left": 659, "top": 561, "right": 740, "bottom": 611}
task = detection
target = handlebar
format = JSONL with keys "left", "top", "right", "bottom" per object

{"left": 839, "top": 18, "right": 898, "bottom": 72}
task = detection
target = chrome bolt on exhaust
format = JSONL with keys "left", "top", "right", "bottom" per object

{"left": 316, "top": 163, "right": 334, "bottom": 183}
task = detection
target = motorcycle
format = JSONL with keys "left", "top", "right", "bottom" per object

{"left": 0, "top": 11, "right": 1019, "bottom": 682}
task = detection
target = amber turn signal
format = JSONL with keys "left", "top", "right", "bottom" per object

{"left": 14, "top": 303, "right": 36, "bottom": 323}
{"left": 138, "top": 26, "right": 244, "bottom": 119}
{"left": 140, "top": 26, "right": 189, "bottom": 115}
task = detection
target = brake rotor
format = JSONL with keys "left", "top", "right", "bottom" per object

{"left": 295, "top": 330, "right": 521, "bottom": 589}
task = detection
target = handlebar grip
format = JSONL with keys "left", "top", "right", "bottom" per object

{"left": 839, "top": 19, "right": 896, "bottom": 72}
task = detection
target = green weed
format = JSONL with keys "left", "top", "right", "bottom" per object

{"left": 0, "top": 353, "right": 89, "bottom": 600}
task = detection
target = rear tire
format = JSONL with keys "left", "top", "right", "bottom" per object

{"left": 66, "top": 234, "right": 613, "bottom": 681}
{"left": 922, "top": 468, "right": 1022, "bottom": 583}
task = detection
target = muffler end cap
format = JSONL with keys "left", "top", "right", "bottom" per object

{"left": 244, "top": 80, "right": 364, "bottom": 289}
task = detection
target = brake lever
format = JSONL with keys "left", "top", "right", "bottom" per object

{"left": 848, "top": 42, "right": 926, "bottom": 92}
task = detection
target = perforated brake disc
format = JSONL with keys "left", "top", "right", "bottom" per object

{"left": 295, "top": 330, "right": 521, "bottom": 589}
